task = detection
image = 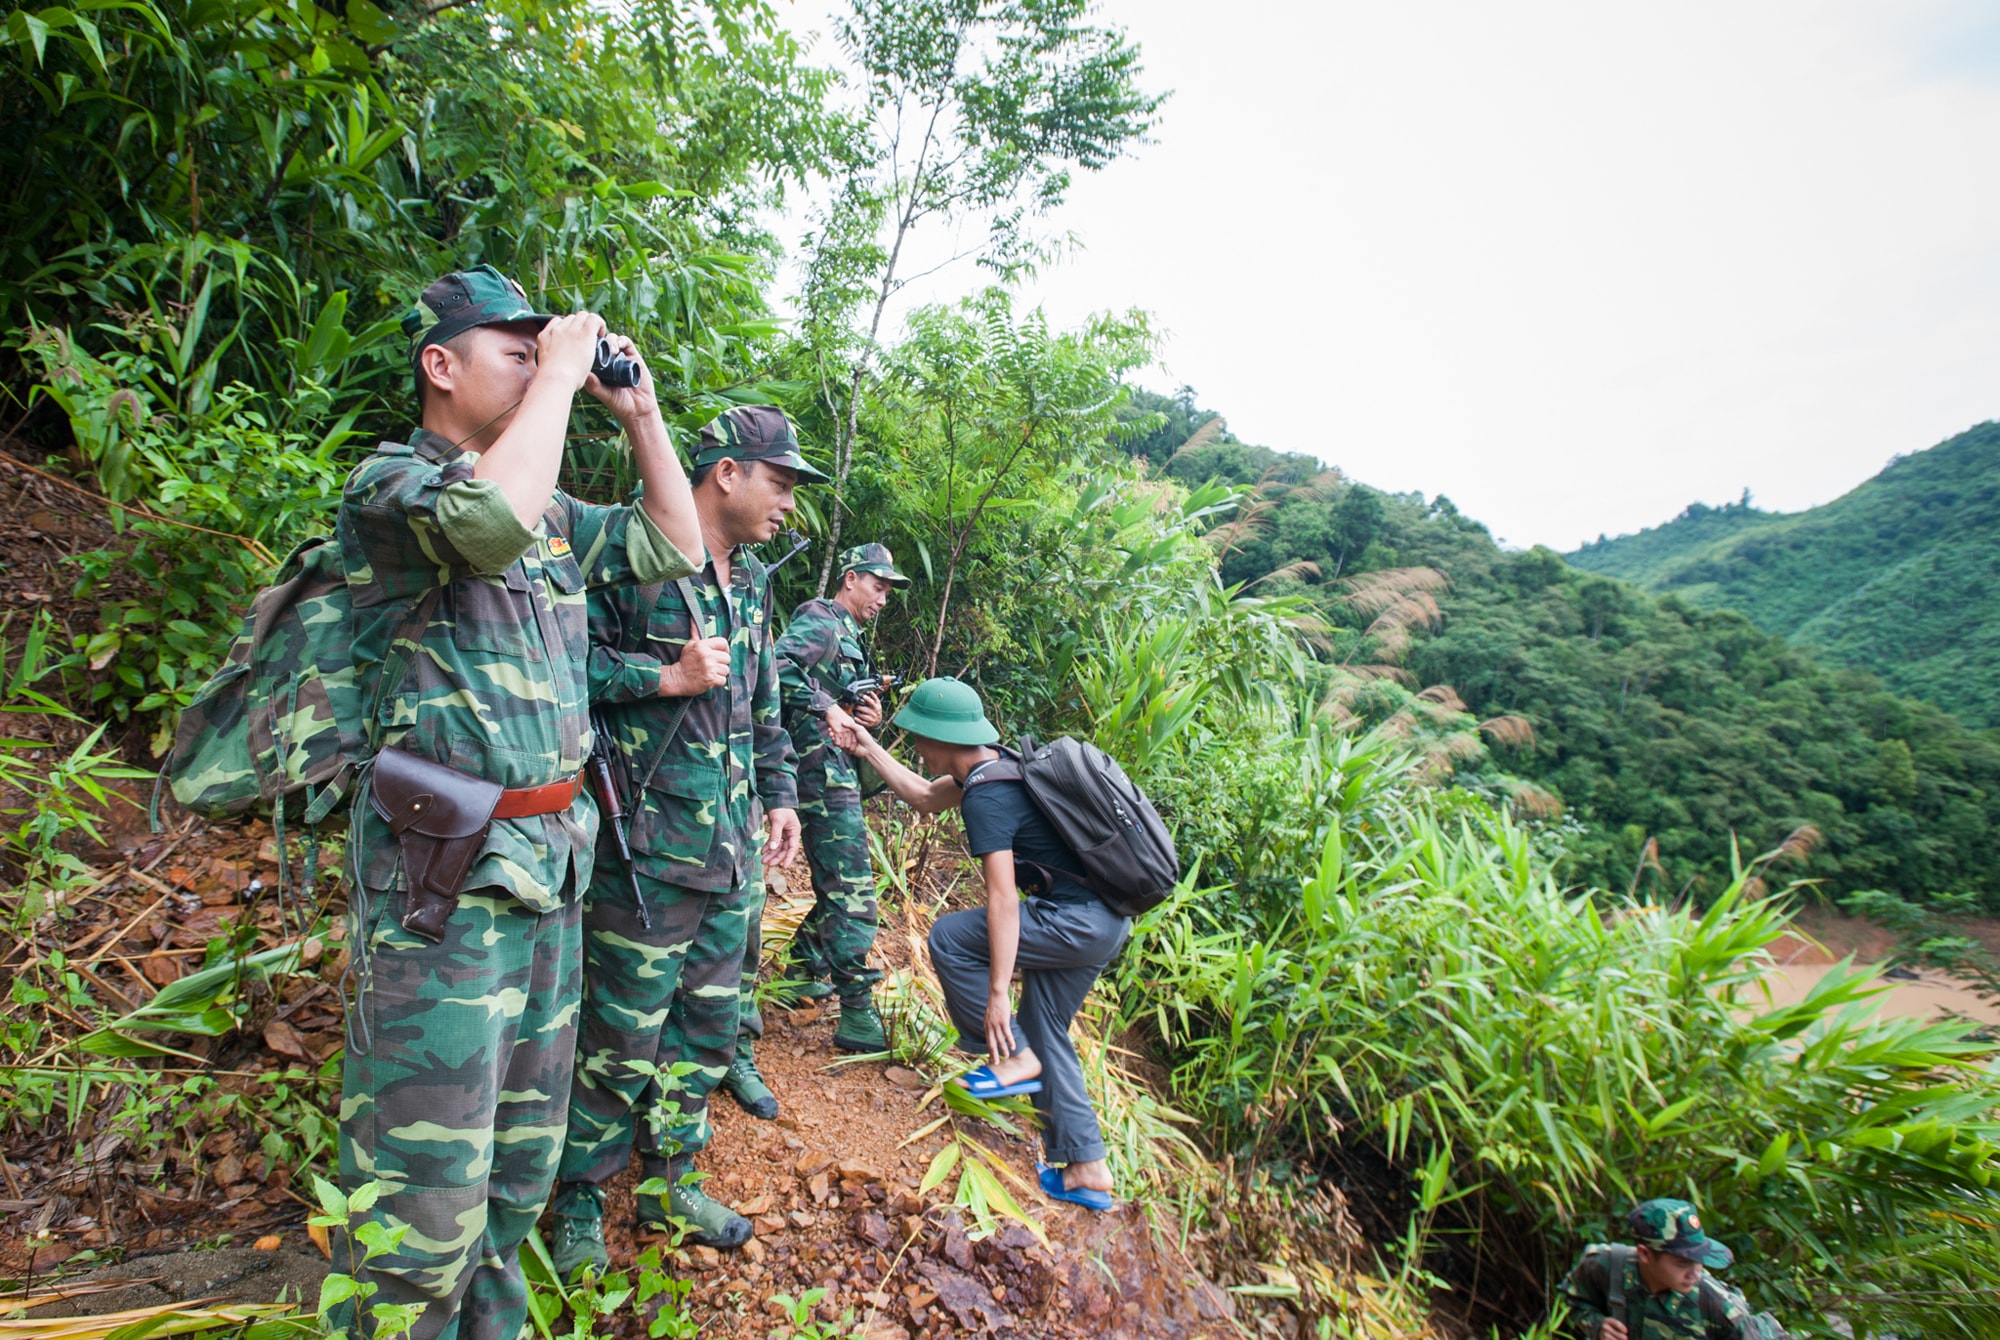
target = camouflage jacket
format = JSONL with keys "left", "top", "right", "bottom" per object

{"left": 773, "top": 598, "right": 871, "bottom": 800}
{"left": 1559, "top": 1245, "right": 1767, "bottom": 1340}
{"left": 588, "top": 545, "right": 797, "bottom": 892}
{"left": 337, "top": 428, "right": 697, "bottom": 911}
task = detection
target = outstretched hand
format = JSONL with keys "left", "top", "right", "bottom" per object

{"left": 825, "top": 702, "right": 875, "bottom": 755}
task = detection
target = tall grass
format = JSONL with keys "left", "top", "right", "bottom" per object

{"left": 989, "top": 466, "right": 2000, "bottom": 1336}
{"left": 1116, "top": 803, "right": 2000, "bottom": 1337}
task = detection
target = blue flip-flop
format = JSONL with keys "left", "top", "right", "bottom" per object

{"left": 953, "top": 1065, "right": 1043, "bottom": 1099}
{"left": 1038, "top": 1163, "right": 1115, "bottom": 1213}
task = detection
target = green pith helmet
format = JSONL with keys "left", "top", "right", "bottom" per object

{"left": 839, "top": 542, "right": 911, "bottom": 588}
{"left": 693, "top": 405, "right": 830, "bottom": 483}
{"left": 892, "top": 677, "right": 998, "bottom": 746}
{"left": 1628, "top": 1198, "right": 1733, "bottom": 1268}
{"left": 402, "top": 264, "right": 551, "bottom": 361}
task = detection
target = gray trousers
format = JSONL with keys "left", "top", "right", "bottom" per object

{"left": 927, "top": 896, "right": 1130, "bottom": 1164}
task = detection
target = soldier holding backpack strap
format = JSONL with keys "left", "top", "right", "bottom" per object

{"left": 547, "top": 406, "right": 815, "bottom": 1273}
{"left": 826, "top": 677, "right": 1179, "bottom": 1216}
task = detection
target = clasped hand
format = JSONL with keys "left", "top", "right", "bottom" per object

{"left": 824, "top": 702, "right": 874, "bottom": 754}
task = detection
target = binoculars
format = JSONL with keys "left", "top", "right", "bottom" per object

{"left": 591, "top": 338, "right": 642, "bottom": 388}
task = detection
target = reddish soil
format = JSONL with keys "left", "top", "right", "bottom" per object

{"left": 570, "top": 858, "right": 1239, "bottom": 1339}
{"left": 2, "top": 808, "right": 1239, "bottom": 1339}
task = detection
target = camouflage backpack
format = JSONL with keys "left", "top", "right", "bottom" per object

{"left": 162, "top": 534, "right": 434, "bottom": 827}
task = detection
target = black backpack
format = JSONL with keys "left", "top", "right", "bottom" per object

{"left": 962, "top": 735, "right": 1179, "bottom": 918}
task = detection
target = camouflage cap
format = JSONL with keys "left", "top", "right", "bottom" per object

{"left": 402, "top": 264, "right": 551, "bottom": 360}
{"left": 693, "top": 405, "right": 830, "bottom": 483}
{"left": 838, "top": 542, "right": 911, "bottom": 588}
{"left": 1628, "top": 1199, "right": 1733, "bottom": 1268}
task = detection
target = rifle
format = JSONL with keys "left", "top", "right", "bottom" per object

{"left": 587, "top": 708, "right": 651, "bottom": 930}
{"left": 761, "top": 528, "right": 811, "bottom": 578}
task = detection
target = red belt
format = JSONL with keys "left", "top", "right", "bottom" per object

{"left": 492, "top": 772, "right": 585, "bottom": 819}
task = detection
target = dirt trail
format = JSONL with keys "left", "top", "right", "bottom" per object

{"left": 3, "top": 814, "right": 1238, "bottom": 1339}
{"left": 579, "top": 866, "right": 1239, "bottom": 1339}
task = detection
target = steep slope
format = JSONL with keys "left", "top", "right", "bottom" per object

{"left": 1566, "top": 421, "right": 2000, "bottom": 725}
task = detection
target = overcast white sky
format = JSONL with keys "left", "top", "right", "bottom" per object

{"left": 775, "top": 1, "right": 2000, "bottom": 550}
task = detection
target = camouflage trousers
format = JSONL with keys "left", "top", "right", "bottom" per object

{"left": 786, "top": 788, "right": 881, "bottom": 1002}
{"left": 337, "top": 884, "right": 582, "bottom": 1340}
{"left": 558, "top": 867, "right": 759, "bottom": 1183}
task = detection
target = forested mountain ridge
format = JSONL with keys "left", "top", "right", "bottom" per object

{"left": 1568, "top": 421, "right": 2000, "bottom": 726}
{"left": 1118, "top": 390, "right": 2000, "bottom": 909}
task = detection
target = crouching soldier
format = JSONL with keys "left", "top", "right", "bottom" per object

{"left": 548, "top": 406, "right": 817, "bottom": 1274}
{"left": 1559, "top": 1199, "right": 1790, "bottom": 1339}
{"left": 336, "top": 267, "right": 702, "bottom": 1338}
{"left": 763, "top": 542, "right": 912, "bottom": 1058}
{"left": 827, "top": 679, "right": 1126, "bottom": 1212}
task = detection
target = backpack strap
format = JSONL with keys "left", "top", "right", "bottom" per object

{"left": 630, "top": 574, "right": 710, "bottom": 798}
{"left": 1604, "top": 1245, "right": 1632, "bottom": 1337}
{"left": 959, "top": 745, "right": 1094, "bottom": 898}
{"left": 961, "top": 754, "right": 1023, "bottom": 788}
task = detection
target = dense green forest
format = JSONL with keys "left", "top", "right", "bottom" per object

{"left": 1, "top": 5, "right": 1996, "bottom": 1339}
{"left": 1568, "top": 421, "right": 2000, "bottom": 727}
{"left": 1120, "top": 389, "right": 2000, "bottom": 911}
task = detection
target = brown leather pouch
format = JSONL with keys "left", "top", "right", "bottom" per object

{"left": 369, "top": 746, "right": 503, "bottom": 941}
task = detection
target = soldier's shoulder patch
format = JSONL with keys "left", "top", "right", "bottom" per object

{"left": 548, "top": 535, "right": 573, "bottom": 557}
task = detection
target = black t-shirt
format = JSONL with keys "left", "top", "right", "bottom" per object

{"left": 960, "top": 765, "right": 1096, "bottom": 905}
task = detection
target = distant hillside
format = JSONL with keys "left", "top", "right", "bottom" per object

{"left": 1567, "top": 422, "right": 2000, "bottom": 726}
{"left": 1116, "top": 389, "right": 2000, "bottom": 909}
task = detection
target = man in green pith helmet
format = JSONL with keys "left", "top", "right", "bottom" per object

{"left": 827, "top": 678, "right": 1130, "bottom": 1213}
{"left": 762, "top": 541, "right": 912, "bottom": 1056}
{"left": 335, "top": 265, "right": 702, "bottom": 1340}
{"left": 1558, "top": 1198, "right": 1790, "bottom": 1339}
{"left": 547, "top": 404, "right": 819, "bottom": 1275}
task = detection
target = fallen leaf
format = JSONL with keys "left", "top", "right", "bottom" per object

{"left": 308, "top": 1222, "right": 331, "bottom": 1259}
{"left": 263, "top": 1020, "right": 311, "bottom": 1062}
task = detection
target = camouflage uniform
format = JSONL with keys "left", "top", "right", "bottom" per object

{"left": 337, "top": 399, "right": 695, "bottom": 1340}
{"left": 1558, "top": 1199, "right": 1783, "bottom": 1340}
{"left": 558, "top": 513, "right": 798, "bottom": 1187}
{"left": 774, "top": 595, "right": 883, "bottom": 1002}
{"left": 1559, "top": 1248, "right": 1767, "bottom": 1340}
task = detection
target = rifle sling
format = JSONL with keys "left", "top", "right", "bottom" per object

{"left": 630, "top": 575, "right": 710, "bottom": 799}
